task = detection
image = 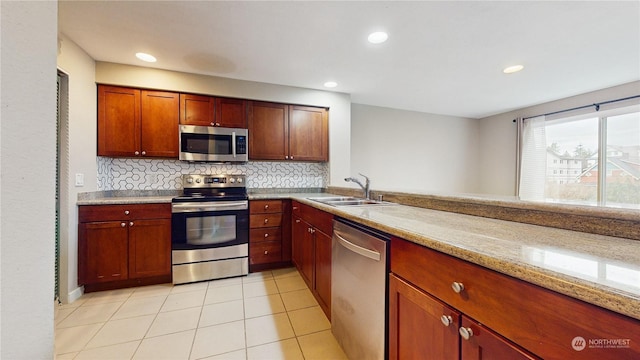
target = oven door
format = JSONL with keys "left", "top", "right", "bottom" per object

{"left": 171, "top": 201, "right": 249, "bottom": 250}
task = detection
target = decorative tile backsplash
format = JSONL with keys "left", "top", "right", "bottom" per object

{"left": 97, "top": 157, "right": 328, "bottom": 190}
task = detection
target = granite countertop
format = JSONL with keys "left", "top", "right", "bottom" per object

{"left": 77, "top": 191, "right": 640, "bottom": 320}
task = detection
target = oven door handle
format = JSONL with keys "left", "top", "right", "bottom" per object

{"left": 172, "top": 201, "right": 248, "bottom": 213}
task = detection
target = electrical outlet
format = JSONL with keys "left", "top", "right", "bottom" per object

{"left": 75, "top": 173, "right": 84, "bottom": 187}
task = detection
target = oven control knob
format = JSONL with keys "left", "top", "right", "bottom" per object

{"left": 195, "top": 178, "right": 201, "bottom": 183}
{"left": 237, "top": 178, "right": 243, "bottom": 183}
{"left": 186, "top": 177, "right": 193, "bottom": 184}
{"left": 229, "top": 178, "right": 236, "bottom": 183}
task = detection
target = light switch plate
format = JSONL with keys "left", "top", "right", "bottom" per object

{"left": 75, "top": 173, "right": 84, "bottom": 187}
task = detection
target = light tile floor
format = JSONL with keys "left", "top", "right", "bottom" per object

{"left": 55, "top": 268, "right": 348, "bottom": 360}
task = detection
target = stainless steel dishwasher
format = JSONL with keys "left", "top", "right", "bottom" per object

{"left": 332, "top": 218, "right": 390, "bottom": 360}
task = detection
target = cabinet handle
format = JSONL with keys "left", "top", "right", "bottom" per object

{"left": 121, "top": 222, "right": 126, "bottom": 227}
{"left": 135, "top": 151, "right": 140, "bottom": 155}
{"left": 124, "top": 210, "right": 130, "bottom": 215}
{"left": 451, "top": 282, "right": 465, "bottom": 293}
{"left": 264, "top": 250, "right": 268, "bottom": 255}
{"left": 264, "top": 218, "right": 269, "bottom": 224}
{"left": 459, "top": 327, "right": 473, "bottom": 340}
{"left": 129, "top": 222, "right": 134, "bottom": 226}
{"left": 97, "top": 275, "right": 104, "bottom": 278}
{"left": 440, "top": 315, "right": 453, "bottom": 327}
{"left": 296, "top": 219, "right": 300, "bottom": 223}
{"left": 264, "top": 204, "right": 269, "bottom": 210}
{"left": 112, "top": 273, "right": 121, "bottom": 277}
{"left": 141, "top": 151, "right": 146, "bottom": 156}
{"left": 264, "top": 233, "right": 269, "bottom": 238}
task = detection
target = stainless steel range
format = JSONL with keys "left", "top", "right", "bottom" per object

{"left": 171, "top": 174, "right": 249, "bottom": 284}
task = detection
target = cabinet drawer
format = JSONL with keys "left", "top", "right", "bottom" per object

{"left": 296, "top": 202, "right": 333, "bottom": 235}
{"left": 250, "top": 242, "right": 282, "bottom": 265}
{"left": 79, "top": 203, "right": 171, "bottom": 222}
{"left": 250, "top": 200, "right": 283, "bottom": 214}
{"left": 250, "top": 213, "right": 282, "bottom": 228}
{"left": 250, "top": 228, "right": 282, "bottom": 243}
{"left": 391, "top": 237, "right": 640, "bottom": 360}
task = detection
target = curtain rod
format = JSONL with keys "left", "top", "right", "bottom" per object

{"left": 512, "top": 94, "right": 640, "bottom": 122}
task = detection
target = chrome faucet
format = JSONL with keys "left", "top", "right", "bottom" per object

{"left": 345, "top": 173, "right": 371, "bottom": 199}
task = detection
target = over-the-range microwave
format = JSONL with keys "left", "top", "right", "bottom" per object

{"left": 179, "top": 125, "right": 248, "bottom": 162}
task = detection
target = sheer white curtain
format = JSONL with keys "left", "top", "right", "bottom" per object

{"left": 518, "top": 115, "right": 547, "bottom": 201}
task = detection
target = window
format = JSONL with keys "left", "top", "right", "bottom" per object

{"left": 519, "top": 104, "right": 640, "bottom": 209}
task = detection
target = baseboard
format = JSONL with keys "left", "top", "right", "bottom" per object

{"left": 67, "top": 286, "right": 84, "bottom": 304}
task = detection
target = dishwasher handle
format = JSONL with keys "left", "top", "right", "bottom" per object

{"left": 334, "top": 231, "right": 381, "bottom": 261}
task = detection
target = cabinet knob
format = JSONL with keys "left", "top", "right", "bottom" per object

{"left": 124, "top": 210, "right": 130, "bottom": 215}
{"left": 293, "top": 206, "right": 298, "bottom": 210}
{"left": 121, "top": 222, "right": 126, "bottom": 227}
{"left": 211, "top": 122, "right": 215, "bottom": 126}
{"left": 129, "top": 222, "right": 134, "bottom": 226}
{"left": 285, "top": 156, "right": 289, "bottom": 159}
{"left": 295, "top": 219, "right": 300, "bottom": 223}
{"left": 459, "top": 327, "right": 474, "bottom": 340}
{"left": 451, "top": 282, "right": 465, "bottom": 293}
{"left": 264, "top": 233, "right": 269, "bottom": 238}
{"left": 440, "top": 315, "right": 453, "bottom": 327}
{"left": 141, "top": 151, "right": 146, "bottom": 156}
{"left": 264, "top": 250, "right": 268, "bottom": 255}
{"left": 134, "top": 151, "right": 140, "bottom": 155}
{"left": 264, "top": 218, "right": 269, "bottom": 224}
{"left": 290, "top": 156, "right": 294, "bottom": 160}
{"left": 264, "top": 204, "right": 269, "bottom": 210}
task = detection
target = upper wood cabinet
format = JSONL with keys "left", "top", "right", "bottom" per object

{"left": 180, "top": 94, "right": 247, "bottom": 128}
{"left": 248, "top": 101, "right": 328, "bottom": 162}
{"left": 98, "top": 85, "right": 179, "bottom": 158}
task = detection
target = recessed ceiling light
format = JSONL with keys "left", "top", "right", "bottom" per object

{"left": 324, "top": 81, "right": 338, "bottom": 88}
{"left": 136, "top": 52, "right": 157, "bottom": 63}
{"left": 368, "top": 31, "right": 388, "bottom": 44}
{"left": 503, "top": 65, "right": 524, "bottom": 74}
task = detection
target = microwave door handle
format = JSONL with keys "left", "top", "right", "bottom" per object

{"left": 232, "top": 131, "right": 236, "bottom": 158}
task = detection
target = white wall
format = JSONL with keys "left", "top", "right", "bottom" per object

{"left": 477, "top": 81, "right": 640, "bottom": 196}
{"left": 1, "top": 1, "right": 57, "bottom": 358}
{"left": 350, "top": 104, "right": 480, "bottom": 194}
{"left": 57, "top": 34, "right": 97, "bottom": 303}
{"left": 94, "top": 62, "right": 352, "bottom": 187}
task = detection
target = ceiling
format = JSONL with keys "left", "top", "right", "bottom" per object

{"left": 58, "top": 1, "right": 640, "bottom": 119}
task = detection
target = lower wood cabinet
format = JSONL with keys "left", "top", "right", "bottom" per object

{"left": 249, "top": 199, "right": 291, "bottom": 271}
{"left": 291, "top": 201, "right": 333, "bottom": 318}
{"left": 390, "top": 237, "right": 640, "bottom": 360}
{"left": 78, "top": 203, "right": 171, "bottom": 292}
{"left": 389, "top": 274, "right": 536, "bottom": 360}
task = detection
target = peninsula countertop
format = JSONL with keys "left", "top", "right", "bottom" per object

{"left": 77, "top": 191, "right": 640, "bottom": 320}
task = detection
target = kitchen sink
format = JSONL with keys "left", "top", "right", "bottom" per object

{"left": 308, "top": 196, "right": 394, "bottom": 207}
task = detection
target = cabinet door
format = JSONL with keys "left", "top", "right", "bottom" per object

{"left": 216, "top": 97, "right": 247, "bottom": 128}
{"left": 81, "top": 221, "right": 129, "bottom": 284}
{"left": 180, "top": 93, "right": 215, "bottom": 126}
{"left": 248, "top": 101, "right": 288, "bottom": 160}
{"left": 314, "top": 229, "right": 332, "bottom": 318}
{"left": 460, "top": 316, "right": 539, "bottom": 360}
{"left": 128, "top": 218, "right": 171, "bottom": 279}
{"left": 292, "top": 215, "right": 314, "bottom": 288}
{"left": 97, "top": 85, "right": 140, "bottom": 156}
{"left": 289, "top": 105, "right": 328, "bottom": 161}
{"left": 140, "top": 90, "right": 179, "bottom": 158}
{"left": 389, "top": 274, "right": 460, "bottom": 360}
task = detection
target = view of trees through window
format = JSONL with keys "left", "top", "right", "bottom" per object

{"left": 544, "top": 110, "right": 640, "bottom": 209}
